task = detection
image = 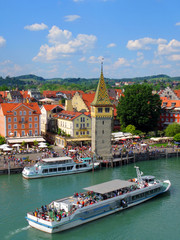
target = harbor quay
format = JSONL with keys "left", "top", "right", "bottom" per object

{"left": 0, "top": 144, "right": 179, "bottom": 175}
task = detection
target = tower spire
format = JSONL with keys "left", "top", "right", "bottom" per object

{"left": 91, "top": 60, "right": 112, "bottom": 106}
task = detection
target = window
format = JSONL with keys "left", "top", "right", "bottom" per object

{"left": 76, "top": 124, "right": 79, "bottom": 127}
{"left": 14, "top": 131, "right": 17, "bottom": 137}
{"left": 29, "top": 117, "right": 32, "bottom": 122}
{"left": 8, "top": 131, "right": 11, "bottom": 136}
{"left": 161, "top": 118, "right": 164, "bottom": 121}
{"left": 35, "top": 130, "right": 38, "bottom": 135}
{"left": 20, "top": 111, "right": 22, "bottom": 115}
{"left": 29, "top": 111, "right": 32, "bottom": 115}
{"left": 14, "top": 117, "right": 17, "bottom": 122}
{"left": 166, "top": 118, "right": 169, "bottom": 122}
{"left": 35, "top": 123, "right": 38, "bottom": 128}
{"left": 105, "top": 108, "right": 110, "bottom": 113}
{"left": 29, "top": 123, "right": 32, "bottom": 128}
{"left": 14, "top": 111, "right": 17, "bottom": 116}
{"left": 166, "top": 113, "right": 169, "bottom": 116}
{"left": 87, "top": 131, "right": 89, "bottom": 135}
{"left": 21, "top": 117, "right": 25, "bottom": 122}
{"left": 8, "top": 124, "right": 11, "bottom": 129}
{"left": 22, "top": 124, "right": 25, "bottom": 129}
{"left": 14, "top": 124, "right": 17, "bottom": 129}
{"left": 24, "top": 111, "right": 26, "bottom": 115}
{"left": 171, "top": 119, "right": 173, "bottom": 122}
{"left": 102, "top": 130, "right": 104, "bottom": 134}
{"left": 35, "top": 117, "right": 38, "bottom": 121}
{"left": 170, "top": 113, "right": 173, "bottom": 117}
{"left": 22, "top": 130, "right": 25, "bottom": 136}
{"left": 87, "top": 123, "right": 89, "bottom": 127}
{"left": 102, "top": 121, "right": 104, "bottom": 125}
{"left": 8, "top": 117, "right": 11, "bottom": 123}
{"left": 80, "top": 117, "right": 85, "bottom": 122}
{"left": 42, "top": 169, "right": 48, "bottom": 173}
{"left": 76, "top": 132, "right": 79, "bottom": 135}
{"left": 98, "top": 108, "right": 103, "bottom": 113}
{"left": 29, "top": 130, "right": 32, "bottom": 136}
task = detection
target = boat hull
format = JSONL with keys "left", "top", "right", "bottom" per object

{"left": 26, "top": 180, "right": 171, "bottom": 233}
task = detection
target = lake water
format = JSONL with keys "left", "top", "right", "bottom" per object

{"left": 0, "top": 158, "right": 179, "bottom": 240}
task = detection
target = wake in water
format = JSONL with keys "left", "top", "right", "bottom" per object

{"left": 5, "top": 225, "right": 30, "bottom": 239}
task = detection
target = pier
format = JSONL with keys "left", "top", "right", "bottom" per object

{"left": 0, "top": 148, "right": 180, "bottom": 175}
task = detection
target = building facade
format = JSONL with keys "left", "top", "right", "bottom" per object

{"left": 0, "top": 103, "right": 41, "bottom": 138}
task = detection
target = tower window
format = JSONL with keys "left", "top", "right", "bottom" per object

{"left": 105, "top": 108, "right": 110, "bottom": 113}
{"left": 102, "top": 130, "right": 104, "bottom": 134}
{"left": 98, "top": 108, "right": 103, "bottom": 113}
{"left": 102, "top": 121, "right": 104, "bottom": 125}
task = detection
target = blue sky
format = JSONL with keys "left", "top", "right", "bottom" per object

{"left": 0, "top": 0, "right": 180, "bottom": 79}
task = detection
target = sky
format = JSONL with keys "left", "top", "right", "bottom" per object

{"left": 0, "top": 0, "right": 180, "bottom": 79}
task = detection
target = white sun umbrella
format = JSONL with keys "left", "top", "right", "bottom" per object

{"left": 12, "top": 143, "right": 21, "bottom": 151}
{"left": 3, "top": 147, "right": 13, "bottom": 151}
{"left": 0, "top": 144, "right": 9, "bottom": 149}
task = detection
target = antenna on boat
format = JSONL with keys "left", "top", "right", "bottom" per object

{"left": 134, "top": 166, "right": 143, "bottom": 187}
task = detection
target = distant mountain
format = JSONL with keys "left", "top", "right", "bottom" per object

{"left": 15, "top": 74, "right": 45, "bottom": 82}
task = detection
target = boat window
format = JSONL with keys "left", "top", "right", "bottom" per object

{"left": 42, "top": 169, "right": 48, "bottom": 173}
{"left": 67, "top": 166, "right": 73, "bottom": 170}
{"left": 49, "top": 168, "right": 57, "bottom": 172}
{"left": 76, "top": 165, "right": 79, "bottom": 169}
{"left": 58, "top": 167, "right": 66, "bottom": 171}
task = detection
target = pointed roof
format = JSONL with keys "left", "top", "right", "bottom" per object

{"left": 91, "top": 63, "right": 112, "bottom": 106}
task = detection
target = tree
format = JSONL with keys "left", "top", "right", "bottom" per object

{"left": 0, "top": 135, "right": 5, "bottom": 145}
{"left": 125, "top": 125, "right": 136, "bottom": 134}
{"left": 173, "top": 133, "right": 180, "bottom": 142}
{"left": 117, "top": 84, "right": 162, "bottom": 132}
{"left": 165, "top": 123, "right": 180, "bottom": 137}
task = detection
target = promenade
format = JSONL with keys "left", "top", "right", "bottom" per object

{"left": 0, "top": 141, "right": 179, "bottom": 175}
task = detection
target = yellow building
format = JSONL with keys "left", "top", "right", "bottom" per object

{"left": 55, "top": 111, "right": 91, "bottom": 147}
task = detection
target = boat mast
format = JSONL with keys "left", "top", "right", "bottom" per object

{"left": 134, "top": 166, "right": 143, "bottom": 187}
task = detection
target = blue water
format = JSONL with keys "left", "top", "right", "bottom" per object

{"left": 0, "top": 158, "right": 179, "bottom": 240}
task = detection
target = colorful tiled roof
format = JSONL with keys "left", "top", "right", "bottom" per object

{"left": 43, "top": 90, "right": 84, "bottom": 98}
{"left": 0, "top": 102, "right": 41, "bottom": 115}
{"left": 54, "top": 110, "right": 90, "bottom": 120}
{"left": 43, "top": 104, "right": 64, "bottom": 111}
{"left": 91, "top": 66, "right": 112, "bottom": 106}
{"left": 161, "top": 98, "right": 180, "bottom": 108}
{"left": 82, "top": 93, "right": 95, "bottom": 111}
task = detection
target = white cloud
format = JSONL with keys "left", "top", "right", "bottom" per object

{"left": 33, "top": 26, "right": 97, "bottom": 61}
{"left": 175, "top": 22, "right": 180, "bottom": 26}
{"left": 24, "top": 23, "right": 48, "bottom": 31}
{"left": 114, "top": 58, "right": 130, "bottom": 68}
{"left": 107, "top": 43, "right": 116, "bottom": 48}
{"left": 64, "top": 15, "right": 81, "bottom": 22}
{"left": 88, "top": 56, "right": 103, "bottom": 64}
{"left": 167, "top": 54, "right": 180, "bottom": 61}
{"left": 127, "top": 37, "right": 167, "bottom": 50}
{"left": 157, "top": 39, "right": 180, "bottom": 55}
{"left": 79, "top": 57, "right": 86, "bottom": 62}
{"left": 137, "top": 52, "right": 144, "bottom": 61}
{"left": 160, "top": 64, "right": 171, "bottom": 69}
{"left": 0, "top": 36, "right": 6, "bottom": 47}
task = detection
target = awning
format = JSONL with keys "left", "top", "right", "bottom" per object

{"left": 83, "top": 179, "right": 136, "bottom": 194}
{"left": 7, "top": 137, "right": 45, "bottom": 144}
{"left": 66, "top": 137, "right": 91, "bottom": 142}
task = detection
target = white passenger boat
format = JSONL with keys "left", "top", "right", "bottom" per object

{"left": 25, "top": 166, "right": 171, "bottom": 233}
{"left": 22, "top": 156, "right": 99, "bottom": 179}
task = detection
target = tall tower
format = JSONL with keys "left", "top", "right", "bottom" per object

{"left": 91, "top": 62, "right": 113, "bottom": 160}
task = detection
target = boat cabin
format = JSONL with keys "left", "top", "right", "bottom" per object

{"left": 142, "top": 176, "right": 155, "bottom": 184}
{"left": 42, "top": 156, "right": 74, "bottom": 165}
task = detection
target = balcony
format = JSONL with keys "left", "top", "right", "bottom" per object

{"left": 19, "top": 120, "right": 28, "bottom": 124}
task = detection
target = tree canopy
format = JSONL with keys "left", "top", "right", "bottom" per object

{"left": 173, "top": 133, "right": 180, "bottom": 142}
{"left": 117, "top": 84, "right": 162, "bottom": 132}
{"left": 165, "top": 123, "right": 180, "bottom": 137}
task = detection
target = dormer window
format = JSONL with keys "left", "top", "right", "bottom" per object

{"left": 171, "top": 102, "right": 176, "bottom": 107}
